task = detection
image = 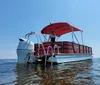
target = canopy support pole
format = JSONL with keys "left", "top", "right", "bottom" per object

{"left": 70, "top": 26, "right": 79, "bottom": 44}
{"left": 70, "top": 26, "right": 74, "bottom": 42}
{"left": 81, "top": 31, "right": 84, "bottom": 45}
{"left": 72, "top": 32, "right": 74, "bottom": 42}
{"left": 42, "top": 34, "right": 48, "bottom": 42}
{"left": 73, "top": 32, "right": 79, "bottom": 44}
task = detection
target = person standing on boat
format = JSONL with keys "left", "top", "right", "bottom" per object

{"left": 48, "top": 30, "right": 56, "bottom": 54}
{"left": 48, "top": 30, "right": 56, "bottom": 43}
{"left": 48, "top": 30, "right": 56, "bottom": 57}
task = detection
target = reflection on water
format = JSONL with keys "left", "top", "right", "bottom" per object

{"left": 14, "top": 60, "right": 94, "bottom": 85}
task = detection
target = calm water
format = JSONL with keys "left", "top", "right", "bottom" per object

{"left": 0, "top": 58, "right": 100, "bottom": 85}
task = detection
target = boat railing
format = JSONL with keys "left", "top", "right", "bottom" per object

{"left": 54, "top": 44, "right": 61, "bottom": 54}
{"left": 47, "top": 46, "right": 53, "bottom": 55}
{"left": 24, "top": 31, "right": 47, "bottom": 57}
{"left": 47, "top": 44, "right": 61, "bottom": 55}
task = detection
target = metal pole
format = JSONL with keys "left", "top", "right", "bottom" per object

{"left": 73, "top": 32, "right": 79, "bottom": 44}
{"left": 70, "top": 25, "right": 74, "bottom": 42}
{"left": 81, "top": 31, "right": 84, "bottom": 45}
{"left": 37, "top": 33, "right": 47, "bottom": 67}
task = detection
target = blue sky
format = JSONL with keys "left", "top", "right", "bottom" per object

{"left": 0, "top": 0, "right": 100, "bottom": 59}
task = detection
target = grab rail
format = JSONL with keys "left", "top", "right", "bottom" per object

{"left": 47, "top": 46, "right": 53, "bottom": 55}
{"left": 54, "top": 44, "right": 60, "bottom": 54}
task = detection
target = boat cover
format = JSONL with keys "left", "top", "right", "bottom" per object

{"left": 41, "top": 22, "right": 82, "bottom": 37}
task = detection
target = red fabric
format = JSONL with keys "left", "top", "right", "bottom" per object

{"left": 41, "top": 22, "right": 81, "bottom": 37}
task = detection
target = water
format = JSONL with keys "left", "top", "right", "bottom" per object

{"left": 0, "top": 58, "right": 100, "bottom": 85}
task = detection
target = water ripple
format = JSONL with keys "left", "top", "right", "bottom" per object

{"left": 0, "top": 58, "right": 100, "bottom": 85}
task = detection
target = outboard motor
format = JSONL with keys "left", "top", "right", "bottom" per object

{"left": 17, "top": 38, "right": 36, "bottom": 63}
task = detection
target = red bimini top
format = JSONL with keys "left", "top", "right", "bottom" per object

{"left": 41, "top": 22, "right": 82, "bottom": 37}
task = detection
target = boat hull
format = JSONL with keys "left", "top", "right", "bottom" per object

{"left": 17, "top": 39, "right": 93, "bottom": 64}
{"left": 47, "top": 54, "right": 92, "bottom": 63}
